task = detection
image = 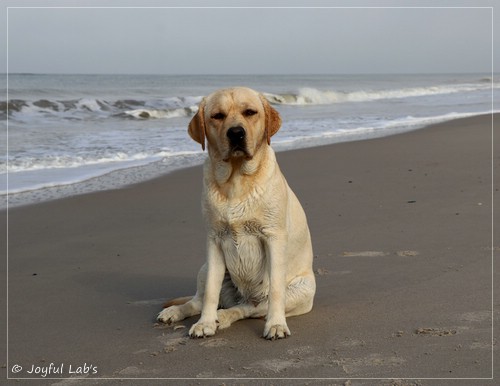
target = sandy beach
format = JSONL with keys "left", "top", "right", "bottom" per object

{"left": 1, "top": 114, "right": 498, "bottom": 385}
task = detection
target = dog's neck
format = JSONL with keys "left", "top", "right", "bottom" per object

{"left": 206, "top": 146, "right": 275, "bottom": 200}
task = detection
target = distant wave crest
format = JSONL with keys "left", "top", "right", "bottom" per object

{"left": 124, "top": 106, "right": 198, "bottom": 119}
{"left": 264, "top": 82, "right": 498, "bottom": 105}
{"left": 1, "top": 96, "right": 202, "bottom": 121}
{"left": 3, "top": 81, "right": 497, "bottom": 121}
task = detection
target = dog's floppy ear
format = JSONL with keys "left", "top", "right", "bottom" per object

{"left": 260, "top": 94, "right": 282, "bottom": 145}
{"left": 188, "top": 99, "right": 206, "bottom": 150}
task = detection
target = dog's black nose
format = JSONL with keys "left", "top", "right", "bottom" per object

{"left": 227, "top": 126, "right": 246, "bottom": 143}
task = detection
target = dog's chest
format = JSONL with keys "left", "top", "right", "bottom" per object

{"left": 205, "top": 182, "right": 273, "bottom": 301}
{"left": 213, "top": 205, "right": 269, "bottom": 301}
{"left": 218, "top": 219, "right": 269, "bottom": 299}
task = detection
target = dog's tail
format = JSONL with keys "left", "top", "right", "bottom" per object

{"left": 162, "top": 296, "right": 193, "bottom": 308}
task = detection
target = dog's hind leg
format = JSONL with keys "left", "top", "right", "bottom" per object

{"left": 158, "top": 262, "right": 242, "bottom": 326}
{"left": 157, "top": 294, "right": 202, "bottom": 325}
{"left": 157, "top": 263, "right": 208, "bottom": 324}
{"left": 213, "top": 273, "right": 316, "bottom": 338}
{"left": 215, "top": 302, "right": 267, "bottom": 330}
{"left": 213, "top": 273, "right": 316, "bottom": 334}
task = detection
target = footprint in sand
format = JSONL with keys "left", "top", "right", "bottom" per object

{"left": 460, "top": 311, "right": 491, "bottom": 323}
{"left": 342, "top": 251, "right": 389, "bottom": 257}
{"left": 340, "top": 250, "right": 419, "bottom": 257}
{"left": 199, "top": 338, "right": 229, "bottom": 348}
{"left": 339, "top": 353, "right": 406, "bottom": 375}
{"left": 396, "top": 250, "right": 419, "bottom": 257}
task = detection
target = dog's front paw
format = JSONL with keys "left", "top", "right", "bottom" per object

{"left": 263, "top": 322, "right": 291, "bottom": 340}
{"left": 157, "top": 306, "right": 182, "bottom": 325}
{"left": 189, "top": 320, "right": 217, "bottom": 338}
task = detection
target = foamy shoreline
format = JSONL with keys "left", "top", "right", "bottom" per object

{"left": 2, "top": 111, "right": 496, "bottom": 209}
{"left": 4, "top": 73, "right": 497, "bottom": 202}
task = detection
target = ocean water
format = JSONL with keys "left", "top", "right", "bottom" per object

{"left": 1, "top": 73, "right": 498, "bottom": 208}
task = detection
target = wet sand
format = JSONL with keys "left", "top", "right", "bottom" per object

{"left": 1, "top": 114, "right": 499, "bottom": 385}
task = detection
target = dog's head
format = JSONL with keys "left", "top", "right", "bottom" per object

{"left": 188, "top": 87, "right": 281, "bottom": 162}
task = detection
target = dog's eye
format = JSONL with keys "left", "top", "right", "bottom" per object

{"left": 243, "top": 109, "right": 257, "bottom": 117}
{"left": 211, "top": 112, "right": 226, "bottom": 120}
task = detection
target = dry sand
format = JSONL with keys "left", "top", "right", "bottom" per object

{"left": 1, "top": 114, "right": 499, "bottom": 385}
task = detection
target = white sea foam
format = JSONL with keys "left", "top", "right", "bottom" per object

{"left": 2, "top": 150, "right": 202, "bottom": 195}
{"left": 272, "top": 111, "right": 496, "bottom": 152}
{"left": 5, "top": 96, "right": 202, "bottom": 122}
{"left": 5, "top": 151, "right": 180, "bottom": 173}
{"left": 264, "top": 82, "right": 498, "bottom": 106}
{"left": 124, "top": 106, "right": 197, "bottom": 119}
{"left": 5, "top": 82, "right": 496, "bottom": 122}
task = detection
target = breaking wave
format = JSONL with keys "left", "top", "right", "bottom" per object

{"left": 264, "top": 82, "right": 498, "bottom": 105}
{"left": 1, "top": 96, "right": 202, "bottom": 121}
{"left": 3, "top": 81, "right": 496, "bottom": 121}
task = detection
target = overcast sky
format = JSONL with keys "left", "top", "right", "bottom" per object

{"left": 1, "top": 0, "right": 498, "bottom": 74}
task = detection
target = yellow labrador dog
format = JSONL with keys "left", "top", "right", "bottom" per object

{"left": 157, "top": 87, "right": 315, "bottom": 340}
